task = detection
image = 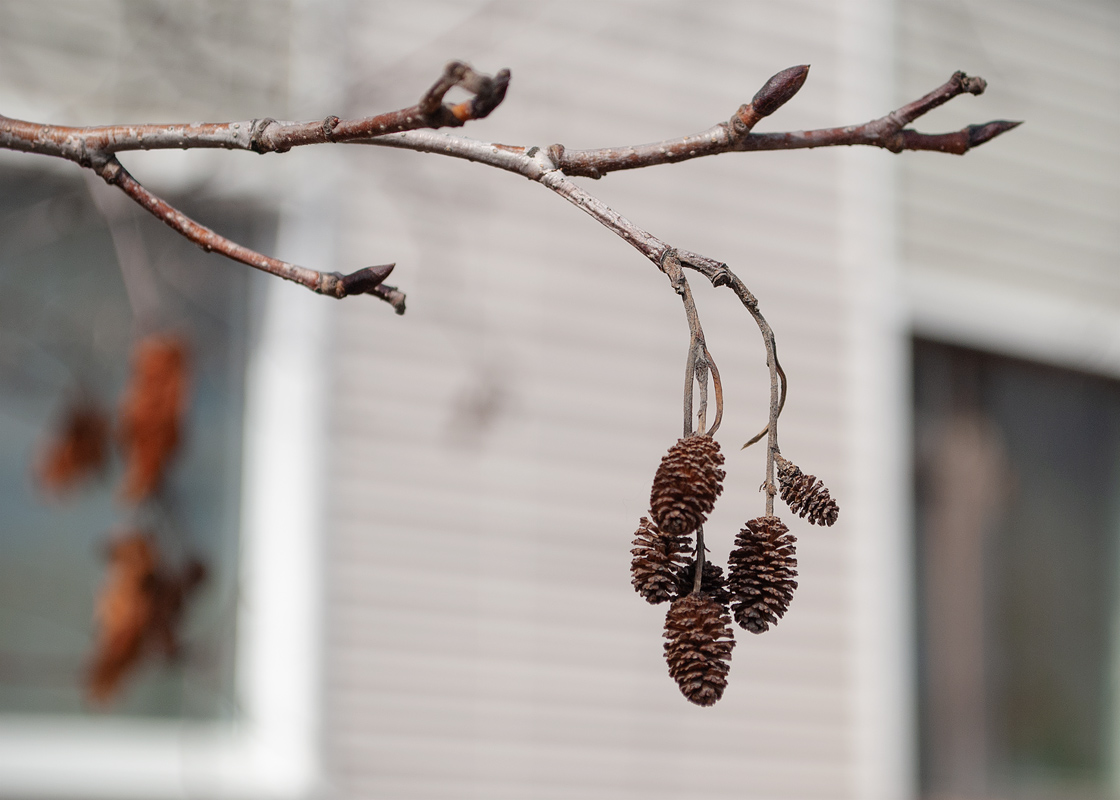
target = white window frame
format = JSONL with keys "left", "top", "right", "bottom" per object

{"left": 0, "top": 133, "right": 332, "bottom": 800}
{"left": 0, "top": 2, "right": 342, "bottom": 794}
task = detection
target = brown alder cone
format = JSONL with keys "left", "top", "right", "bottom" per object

{"left": 776, "top": 455, "right": 839, "bottom": 526}
{"left": 630, "top": 516, "right": 690, "bottom": 604}
{"left": 34, "top": 401, "right": 109, "bottom": 494}
{"left": 662, "top": 592, "right": 735, "bottom": 707}
{"left": 649, "top": 435, "right": 725, "bottom": 536}
{"left": 87, "top": 532, "right": 206, "bottom": 704}
{"left": 117, "top": 336, "right": 190, "bottom": 502}
{"left": 675, "top": 559, "right": 731, "bottom": 607}
{"left": 727, "top": 516, "right": 798, "bottom": 634}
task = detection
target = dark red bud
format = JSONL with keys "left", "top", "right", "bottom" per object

{"left": 751, "top": 65, "right": 810, "bottom": 118}
{"left": 340, "top": 263, "right": 395, "bottom": 296}
{"left": 967, "top": 120, "right": 1023, "bottom": 148}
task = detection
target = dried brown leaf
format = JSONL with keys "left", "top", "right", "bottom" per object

{"left": 117, "top": 336, "right": 190, "bottom": 502}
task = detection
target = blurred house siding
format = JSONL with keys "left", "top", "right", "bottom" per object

{"left": 1, "top": 0, "right": 1115, "bottom": 799}
{"left": 325, "top": 3, "right": 861, "bottom": 798}
{"left": 899, "top": 0, "right": 1120, "bottom": 374}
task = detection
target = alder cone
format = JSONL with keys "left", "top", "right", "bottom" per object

{"left": 776, "top": 456, "right": 839, "bottom": 526}
{"left": 631, "top": 516, "right": 689, "bottom": 604}
{"left": 676, "top": 559, "right": 731, "bottom": 608}
{"left": 727, "top": 516, "right": 798, "bottom": 634}
{"left": 650, "top": 435, "right": 725, "bottom": 536}
{"left": 663, "top": 592, "right": 736, "bottom": 707}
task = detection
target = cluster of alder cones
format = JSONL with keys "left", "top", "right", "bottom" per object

{"left": 35, "top": 334, "right": 205, "bottom": 703}
{"left": 631, "top": 434, "right": 838, "bottom": 706}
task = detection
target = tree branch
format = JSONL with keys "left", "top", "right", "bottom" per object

{"left": 0, "top": 62, "right": 1017, "bottom": 315}
{"left": 549, "top": 69, "right": 1020, "bottom": 177}
{"left": 90, "top": 155, "right": 406, "bottom": 309}
{"left": 0, "top": 61, "right": 510, "bottom": 159}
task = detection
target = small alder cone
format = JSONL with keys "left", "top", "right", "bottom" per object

{"left": 650, "top": 435, "right": 725, "bottom": 536}
{"left": 727, "top": 516, "right": 798, "bottom": 634}
{"left": 631, "top": 516, "right": 690, "bottom": 604}
{"left": 663, "top": 593, "right": 736, "bottom": 706}
{"left": 676, "top": 559, "right": 731, "bottom": 608}
{"left": 776, "top": 455, "right": 839, "bottom": 526}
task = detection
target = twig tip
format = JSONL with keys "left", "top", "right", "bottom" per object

{"left": 968, "top": 119, "right": 1023, "bottom": 147}
{"left": 339, "top": 263, "right": 395, "bottom": 296}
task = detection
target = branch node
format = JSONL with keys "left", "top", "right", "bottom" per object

{"left": 421, "top": 62, "right": 511, "bottom": 127}
{"left": 730, "top": 104, "right": 761, "bottom": 137}
{"left": 956, "top": 71, "right": 987, "bottom": 95}
{"left": 250, "top": 118, "right": 281, "bottom": 153}
{"left": 322, "top": 115, "right": 341, "bottom": 138}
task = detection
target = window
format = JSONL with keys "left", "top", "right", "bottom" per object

{"left": 914, "top": 338, "right": 1120, "bottom": 799}
{"left": 0, "top": 166, "right": 265, "bottom": 717}
{"left": 0, "top": 164, "right": 323, "bottom": 797}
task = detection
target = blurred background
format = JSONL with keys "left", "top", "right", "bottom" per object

{"left": 0, "top": 0, "right": 1117, "bottom": 798}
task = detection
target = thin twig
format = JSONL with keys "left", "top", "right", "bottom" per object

{"left": 662, "top": 250, "right": 712, "bottom": 437}
{"left": 91, "top": 155, "right": 405, "bottom": 310}
{"left": 0, "top": 62, "right": 509, "bottom": 159}
{"left": 550, "top": 70, "right": 1019, "bottom": 177}
{"left": 724, "top": 278, "right": 781, "bottom": 516}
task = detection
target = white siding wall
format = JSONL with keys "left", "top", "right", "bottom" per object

{"left": 325, "top": 3, "right": 878, "bottom": 797}
{"left": 899, "top": 0, "right": 1120, "bottom": 374}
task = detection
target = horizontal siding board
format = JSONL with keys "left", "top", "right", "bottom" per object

{"left": 899, "top": 0, "right": 1120, "bottom": 318}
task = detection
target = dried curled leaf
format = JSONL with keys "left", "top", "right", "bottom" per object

{"left": 35, "top": 400, "right": 109, "bottom": 494}
{"left": 118, "top": 336, "right": 190, "bottom": 502}
{"left": 87, "top": 532, "right": 206, "bottom": 704}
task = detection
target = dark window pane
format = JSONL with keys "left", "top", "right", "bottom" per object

{"left": 914, "top": 339, "right": 1120, "bottom": 800}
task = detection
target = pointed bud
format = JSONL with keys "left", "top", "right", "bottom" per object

{"left": 339, "top": 263, "right": 395, "bottom": 296}
{"left": 750, "top": 65, "right": 810, "bottom": 118}
{"left": 968, "top": 120, "right": 1023, "bottom": 148}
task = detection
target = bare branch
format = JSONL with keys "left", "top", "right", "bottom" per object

{"left": 91, "top": 156, "right": 404, "bottom": 309}
{"left": 1, "top": 62, "right": 1015, "bottom": 314}
{"left": 549, "top": 69, "right": 1020, "bottom": 177}
{"left": 0, "top": 61, "right": 510, "bottom": 160}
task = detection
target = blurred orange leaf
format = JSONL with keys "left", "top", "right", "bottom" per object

{"left": 117, "top": 336, "right": 189, "bottom": 503}
{"left": 34, "top": 401, "right": 109, "bottom": 495}
{"left": 87, "top": 532, "right": 205, "bottom": 705}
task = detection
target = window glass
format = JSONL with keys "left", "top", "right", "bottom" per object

{"left": 0, "top": 167, "right": 270, "bottom": 719}
{"left": 914, "top": 338, "right": 1120, "bottom": 799}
